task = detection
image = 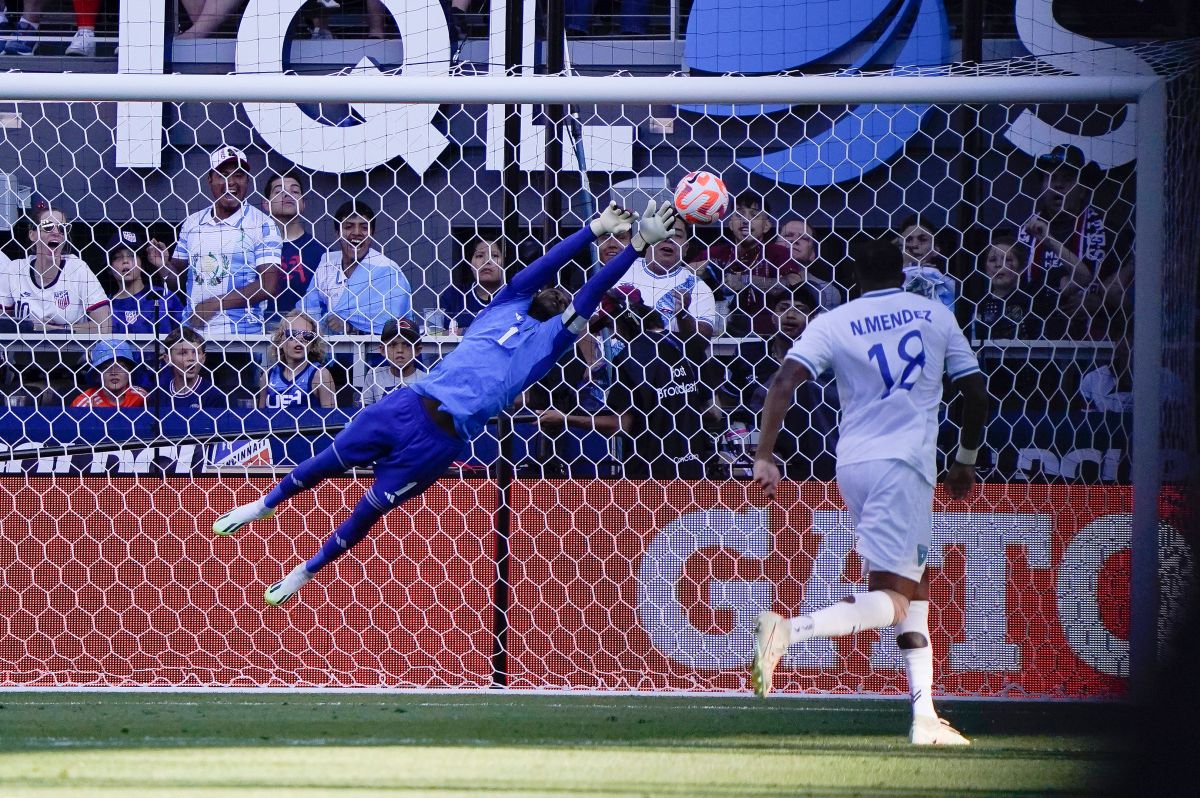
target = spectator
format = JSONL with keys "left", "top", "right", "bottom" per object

{"left": 302, "top": 199, "right": 413, "bottom": 335}
{"left": 968, "top": 237, "right": 1038, "bottom": 340}
{"left": 618, "top": 223, "right": 716, "bottom": 339}
{"left": 1078, "top": 328, "right": 1184, "bottom": 412}
{"left": 566, "top": 0, "right": 648, "bottom": 36}
{"left": 259, "top": 310, "right": 336, "bottom": 411}
{"left": 176, "top": 0, "right": 245, "bottom": 39}
{"left": 169, "top": 147, "right": 283, "bottom": 335}
{"left": 693, "top": 192, "right": 795, "bottom": 293}
{"left": 439, "top": 237, "right": 505, "bottom": 333}
{"left": 595, "top": 287, "right": 716, "bottom": 479}
{"left": 776, "top": 216, "right": 841, "bottom": 308}
{"left": 1020, "top": 144, "right": 1106, "bottom": 290}
{"left": 152, "top": 327, "right": 223, "bottom": 412}
{"left": 261, "top": 170, "right": 324, "bottom": 325}
{"left": 1, "top": 1, "right": 98, "bottom": 56}
{"left": 358, "top": 318, "right": 426, "bottom": 407}
{"left": 722, "top": 283, "right": 838, "bottom": 480}
{"left": 70, "top": 340, "right": 148, "bottom": 409}
{"left": 0, "top": 202, "right": 111, "bottom": 333}
{"left": 714, "top": 262, "right": 766, "bottom": 338}
{"left": 894, "top": 212, "right": 956, "bottom": 309}
{"left": 106, "top": 228, "right": 185, "bottom": 336}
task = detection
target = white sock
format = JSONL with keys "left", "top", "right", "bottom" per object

{"left": 789, "top": 590, "right": 897, "bottom": 643}
{"left": 897, "top": 600, "right": 937, "bottom": 720}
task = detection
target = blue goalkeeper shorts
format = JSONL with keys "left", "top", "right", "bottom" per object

{"left": 328, "top": 386, "right": 465, "bottom": 509}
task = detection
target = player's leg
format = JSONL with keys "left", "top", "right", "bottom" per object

{"left": 898, "top": 570, "right": 970, "bottom": 745}
{"left": 213, "top": 404, "right": 391, "bottom": 536}
{"left": 752, "top": 460, "right": 920, "bottom": 697}
{"left": 263, "top": 389, "right": 464, "bottom": 605}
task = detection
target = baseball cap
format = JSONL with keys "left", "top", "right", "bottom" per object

{"left": 381, "top": 318, "right": 421, "bottom": 345}
{"left": 104, "top": 228, "right": 143, "bottom": 254}
{"left": 209, "top": 146, "right": 250, "bottom": 172}
{"left": 90, "top": 340, "right": 137, "bottom": 369}
{"left": 1036, "top": 144, "right": 1086, "bottom": 174}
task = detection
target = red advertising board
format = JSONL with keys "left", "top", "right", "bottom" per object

{"left": 506, "top": 480, "right": 1135, "bottom": 697}
{"left": 0, "top": 477, "right": 497, "bottom": 687}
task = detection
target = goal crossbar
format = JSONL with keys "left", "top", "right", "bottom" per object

{"left": 0, "top": 72, "right": 1158, "bottom": 105}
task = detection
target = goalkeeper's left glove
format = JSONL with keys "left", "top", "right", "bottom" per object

{"left": 589, "top": 201, "right": 637, "bottom": 238}
{"left": 632, "top": 199, "right": 678, "bottom": 253}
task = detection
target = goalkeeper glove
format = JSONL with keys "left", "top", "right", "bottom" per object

{"left": 589, "top": 201, "right": 637, "bottom": 238}
{"left": 632, "top": 199, "right": 678, "bottom": 253}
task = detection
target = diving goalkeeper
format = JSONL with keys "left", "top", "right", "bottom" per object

{"left": 214, "top": 199, "right": 678, "bottom": 605}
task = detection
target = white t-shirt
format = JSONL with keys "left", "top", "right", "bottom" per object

{"left": 786, "top": 287, "right": 979, "bottom": 484}
{"left": 1078, "top": 364, "right": 1185, "bottom": 413}
{"left": 617, "top": 258, "right": 717, "bottom": 334}
{"left": 0, "top": 255, "right": 109, "bottom": 326}
{"left": 173, "top": 203, "right": 282, "bottom": 335}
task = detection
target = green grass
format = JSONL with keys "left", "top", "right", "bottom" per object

{"left": 0, "top": 692, "right": 1133, "bottom": 797}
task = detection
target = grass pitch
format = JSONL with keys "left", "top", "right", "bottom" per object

{"left": 0, "top": 692, "right": 1132, "bottom": 797}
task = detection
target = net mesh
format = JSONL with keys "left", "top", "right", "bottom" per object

{"left": 0, "top": 41, "right": 1196, "bottom": 694}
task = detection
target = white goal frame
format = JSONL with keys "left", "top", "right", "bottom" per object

{"left": 0, "top": 71, "right": 1168, "bottom": 701}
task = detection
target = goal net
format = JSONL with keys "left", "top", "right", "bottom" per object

{"left": 0, "top": 41, "right": 1195, "bottom": 697}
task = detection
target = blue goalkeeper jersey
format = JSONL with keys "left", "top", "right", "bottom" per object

{"left": 412, "top": 226, "right": 640, "bottom": 441}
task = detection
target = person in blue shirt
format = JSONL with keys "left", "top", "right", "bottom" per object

{"left": 213, "top": 199, "right": 677, "bottom": 605}
{"left": 258, "top": 310, "right": 337, "bottom": 411}
{"left": 151, "top": 327, "right": 224, "bottom": 413}
{"left": 106, "top": 228, "right": 186, "bottom": 336}
{"left": 301, "top": 200, "right": 414, "bottom": 335}
{"left": 261, "top": 171, "right": 325, "bottom": 326}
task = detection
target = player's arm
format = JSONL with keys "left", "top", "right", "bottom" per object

{"left": 500, "top": 211, "right": 613, "bottom": 302}
{"left": 945, "top": 371, "right": 988, "bottom": 500}
{"left": 753, "top": 358, "right": 812, "bottom": 499}
{"left": 567, "top": 201, "right": 677, "bottom": 326}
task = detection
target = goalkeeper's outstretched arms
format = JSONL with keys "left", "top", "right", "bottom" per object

{"left": 570, "top": 200, "right": 678, "bottom": 321}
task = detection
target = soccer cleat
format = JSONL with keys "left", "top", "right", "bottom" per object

{"left": 751, "top": 610, "right": 790, "bottom": 698}
{"left": 213, "top": 500, "right": 275, "bottom": 537}
{"left": 264, "top": 564, "right": 313, "bottom": 606}
{"left": 64, "top": 27, "right": 95, "bottom": 57}
{"left": 910, "top": 716, "right": 971, "bottom": 746}
{"left": 3, "top": 20, "right": 37, "bottom": 55}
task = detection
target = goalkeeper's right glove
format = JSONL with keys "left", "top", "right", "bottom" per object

{"left": 632, "top": 199, "right": 678, "bottom": 254}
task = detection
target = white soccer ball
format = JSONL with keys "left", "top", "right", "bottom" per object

{"left": 673, "top": 170, "right": 731, "bottom": 225}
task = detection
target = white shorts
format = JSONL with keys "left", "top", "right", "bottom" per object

{"left": 837, "top": 459, "right": 933, "bottom": 583}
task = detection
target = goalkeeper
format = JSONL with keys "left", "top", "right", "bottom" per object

{"left": 214, "top": 199, "right": 678, "bottom": 605}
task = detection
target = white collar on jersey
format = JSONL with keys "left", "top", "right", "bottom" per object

{"left": 206, "top": 202, "right": 249, "bottom": 227}
{"left": 637, "top": 257, "right": 684, "bottom": 279}
{"left": 861, "top": 287, "right": 904, "bottom": 297}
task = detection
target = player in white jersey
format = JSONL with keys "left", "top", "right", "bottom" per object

{"left": 168, "top": 147, "right": 283, "bottom": 336}
{"left": 0, "top": 204, "right": 110, "bottom": 332}
{"left": 617, "top": 223, "right": 716, "bottom": 339}
{"left": 751, "top": 240, "right": 988, "bottom": 746}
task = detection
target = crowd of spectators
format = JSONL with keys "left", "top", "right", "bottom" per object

{"left": 0, "top": 139, "right": 1140, "bottom": 479}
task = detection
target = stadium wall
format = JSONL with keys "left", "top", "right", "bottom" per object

{"left": 1, "top": 476, "right": 1137, "bottom": 698}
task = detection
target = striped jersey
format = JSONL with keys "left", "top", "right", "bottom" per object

{"left": 173, "top": 203, "right": 282, "bottom": 335}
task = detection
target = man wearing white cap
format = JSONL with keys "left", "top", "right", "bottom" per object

{"left": 168, "top": 147, "right": 283, "bottom": 336}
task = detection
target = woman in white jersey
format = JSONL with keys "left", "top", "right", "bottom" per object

{"left": 0, "top": 203, "right": 111, "bottom": 333}
{"left": 751, "top": 239, "right": 988, "bottom": 747}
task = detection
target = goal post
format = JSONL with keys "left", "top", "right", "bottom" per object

{"left": 0, "top": 63, "right": 1189, "bottom": 697}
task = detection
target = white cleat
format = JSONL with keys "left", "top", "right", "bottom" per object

{"left": 213, "top": 500, "right": 274, "bottom": 537}
{"left": 751, "top": 610, "right": 790, "bottom": 698}
{"left": 910, "top": 715, "right": 971, "bottom": 746}
{"left": 264, "top": 564, "right": 314, "bottom": 607}
{"left": 64, "top": 27, "right": 95, "bottom": 56}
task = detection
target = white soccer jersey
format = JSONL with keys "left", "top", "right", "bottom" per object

{"left": 0, "top": 255, "right": 109, "bottom": 326}
{"left": 786, "top": 287, "right": 980, "bottom": 484}
{"left": 617, "top": 258, "right": 717, "bottom": 334}
{"left": 173, "top": 203, "right": 282, "bottom": 335}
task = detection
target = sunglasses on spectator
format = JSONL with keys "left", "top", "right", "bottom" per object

{"left": 37, "top": 220, "right": 70, "bottom": 235}
{"left": 284, "top": 330, "right": 316, "bottom": 342}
